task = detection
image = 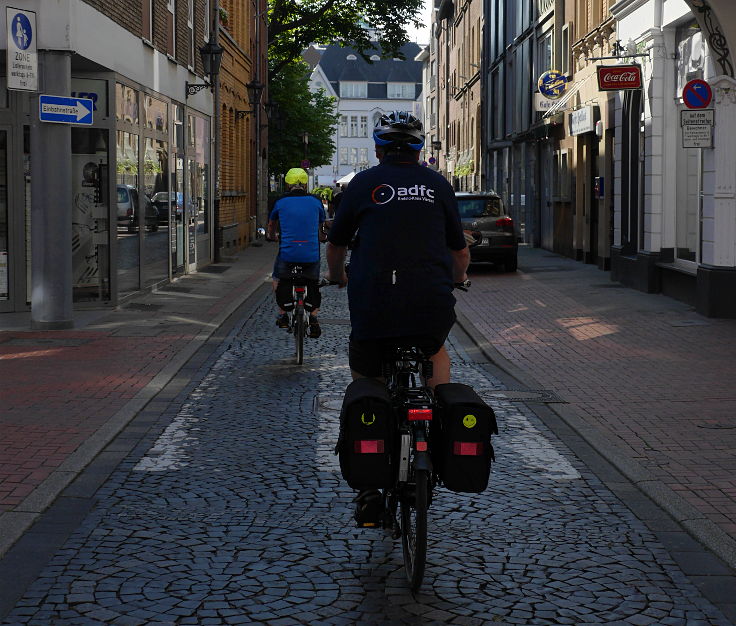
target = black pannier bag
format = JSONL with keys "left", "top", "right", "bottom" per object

{"left": 432, "top": 383, "right": 498, "bottom": 493}
{"left": 335, "top": 378, "right": 396, "bottom": 490}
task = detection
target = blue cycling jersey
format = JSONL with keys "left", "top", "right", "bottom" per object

{"left": 269, "top": 190, "right": 326, "bottom": 263}
{"left": 328, "top": 154, "right": 466, "bottom": 341}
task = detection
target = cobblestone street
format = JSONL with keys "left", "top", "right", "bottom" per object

{"left": 1, "top": 282, "right": 733, "bottom": 625}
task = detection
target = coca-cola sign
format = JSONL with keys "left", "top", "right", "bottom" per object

{"left": 597, "top": 65, "right": 642, "bottom": 91}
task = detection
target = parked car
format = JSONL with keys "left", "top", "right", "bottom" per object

{"left": 117, "top": 184, "right": 159, "bottom": 233}
{"left": 456, "top": 191, "right": 518, "bottom": 272}
{"left": 150, "top": 191, "right": 183, "bottom": 224}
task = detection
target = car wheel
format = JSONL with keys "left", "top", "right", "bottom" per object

{"left": 504, "top": 255, "right": 518, "bottom": 272}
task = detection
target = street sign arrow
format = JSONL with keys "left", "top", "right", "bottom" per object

{"left": 39, "top": 95, "right": 94, "bottom": 125}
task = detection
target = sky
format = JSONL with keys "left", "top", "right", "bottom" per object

{"left": 405, "top": 0, "right": 432, "bottom": 45}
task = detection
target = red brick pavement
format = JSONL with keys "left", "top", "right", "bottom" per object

{"left": 455, "top": 248, "right": 736, "bottom": 541}
{"left": 0, "top": 245, "right": 276, "bottom": 521}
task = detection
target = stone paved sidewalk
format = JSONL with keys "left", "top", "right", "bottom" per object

{"left": 454, "top": 246, "right": 736, "bottom": 569}
{"left": 0, "top": 243, "right": 278, "bottom": 557}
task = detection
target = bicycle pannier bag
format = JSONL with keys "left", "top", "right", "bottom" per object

{"left": 433, "top": 383, "right": 497, "bottom": 493}
{"left": 336, "top": 378, "right": 396, "bottom": 490}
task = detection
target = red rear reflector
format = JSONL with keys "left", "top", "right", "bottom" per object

{"left": 496, "top": 217, "right": 513, "bottom": 227}
{"left": 416, "top": 441, "right": 428, "bottom": 452}
{"left": 355, "top": 440, "right": 384, "bottom": 454}
{"left": 408, "top": 408, "right": 433, "bottom": 421}
{"left": 294, "top": 287, "right": 306, "bottom": 293}
{"left": 453, "top": 441, "right": 484, "bottom": 456}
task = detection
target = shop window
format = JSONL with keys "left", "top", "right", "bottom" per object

{"left": 116, "top": 83, "right": 139, "bottom": 125}
{"left": 144, "top": 96, "right": 168, "bottom": 132}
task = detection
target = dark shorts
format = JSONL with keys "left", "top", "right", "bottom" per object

{"left": 272, "top": 257, "right": 320, "bottom": 281}
{"left": 349, "top": 328, "right": 452, "bottom": 378}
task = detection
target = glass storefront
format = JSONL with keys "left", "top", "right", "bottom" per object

{"left": 116, "top": 128, "right": 141, "bottom": 297}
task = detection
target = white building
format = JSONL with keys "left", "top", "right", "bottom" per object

{"left": 611, "top": 0, "right": 736, "bottom": 317}
{"left": 308, "top": 42, "right": 424, "bottom": 186}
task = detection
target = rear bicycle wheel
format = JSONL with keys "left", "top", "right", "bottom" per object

{"left": 400, "top": 468, "right": 429, "bottom": 591}
{"left": 294, "top": 307, "right": 305, "bottom": 365}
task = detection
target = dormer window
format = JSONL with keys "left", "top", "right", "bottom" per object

{"left": 370, "top": 54, "right": 381, "bottom": 61}
{"left": 340, "top": 81, "right": 367, "bottom": 98}
{"left": 346, "top": 54, "right": 357, "bottom": 60}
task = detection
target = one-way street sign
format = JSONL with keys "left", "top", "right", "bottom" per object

{"left": 39, "top": 95, "right": 94, "bottom": 125}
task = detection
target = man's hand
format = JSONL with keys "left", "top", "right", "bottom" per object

{"left": 326, "top": 242, "right": 349, "bottom": 288}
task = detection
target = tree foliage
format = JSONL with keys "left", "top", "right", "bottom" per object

{"left": 268, "top": 60, "right": 339, "bottom": 176}
{"left": 268, "top": 0, "right": 423, "bottom": 78}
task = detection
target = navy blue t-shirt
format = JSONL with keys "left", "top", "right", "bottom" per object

{"left": 328, "top": 155, "right": 466, "bottom": 341}
{"left": 269, "top": 190, "right": 326, "bottom": 263}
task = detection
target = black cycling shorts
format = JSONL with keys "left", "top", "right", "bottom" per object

{"left": 349, "top": 328, "right": 452, "bottom": 378}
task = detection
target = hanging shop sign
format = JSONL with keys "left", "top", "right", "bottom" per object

{"left": 538, "top": 70, "right": 567, "bottom": 100}
{"left": 597, "top": 65, "right": 642, "bottom": 91}
{"left": 534, "top": 92, "right": 557, "bottom": 112}
{"left": 6, "top": 7, "right": 38, "bottom": 91}
{"left": 569, "top": 105, "right": 597, "bottom": 136}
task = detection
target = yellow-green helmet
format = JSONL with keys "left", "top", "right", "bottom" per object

{"left": 285, "top": 168, "right": 308, "bottom": 185}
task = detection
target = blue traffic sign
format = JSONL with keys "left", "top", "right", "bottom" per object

{"left": 39, "top": 95, "right": 94, "bottom": 125}
{"left": 682, "top": 79, "right": 712, "bottom": 109}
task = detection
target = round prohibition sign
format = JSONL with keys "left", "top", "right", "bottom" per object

{"left": 683, "top": 79, "right": 712, "bottom": 109}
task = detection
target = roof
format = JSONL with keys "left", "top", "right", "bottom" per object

{"left": 316, "top": 42, "right": 424, "bottom": 85}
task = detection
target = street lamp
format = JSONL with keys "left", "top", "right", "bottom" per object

{"left": 186, "top": 35, "right": 224, "bottom": 97}
{"left": 236, "top": 80, "right": 265, "bottom": 120}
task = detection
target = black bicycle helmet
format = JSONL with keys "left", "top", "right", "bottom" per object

{"left": 372, "top": 111, "right": 425, "bottom": 151}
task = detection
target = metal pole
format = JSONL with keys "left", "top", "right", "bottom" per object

{"left": 30, "top": 50, "right": 74, "bottom": 329}
{"left": 213, "top": 1, "right": 222, "bottom": 262}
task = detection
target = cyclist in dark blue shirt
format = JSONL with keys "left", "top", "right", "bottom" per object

{"left": 326, "top": 111, "right": 469, "bottom": 386}
{"left": 268, "top": 168, "right": 327, "bottom": 338}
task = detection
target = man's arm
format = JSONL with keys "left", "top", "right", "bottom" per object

{"left": 326, "top": 242, "right": 349, "bottom": 288}
{"left": 267, "top": 219, "right": 278, "bottom": 241}
{"left": 450, "top": 246, "right": 470, "bottom": 284}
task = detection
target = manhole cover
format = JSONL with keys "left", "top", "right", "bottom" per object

{"left": 6, "top": 337, "right": 91, "bottom": 347}
{"left": 484, "top": 389, "right": 565, "bottom": 403}
{"left": 199, "top": 265, "right": 231, "bottom": 274}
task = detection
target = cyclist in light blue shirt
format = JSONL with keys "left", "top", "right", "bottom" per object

{"left": 268, "top": 168, "right": 327, "bottom": 337}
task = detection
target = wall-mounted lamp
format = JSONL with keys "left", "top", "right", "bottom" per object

{"left": 236, "top": 80, "right": 265, "bottom": 120}
{"left": 186, "top": 35, "right": 224, "bottom": 98}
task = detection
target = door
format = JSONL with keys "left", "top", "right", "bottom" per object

{"left": 540, "top": 143, "right": 553, "bottom": 250}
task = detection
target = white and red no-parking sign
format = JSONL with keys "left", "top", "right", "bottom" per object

{"left": 682, "top": 79, "right": 713, "bottom": 109}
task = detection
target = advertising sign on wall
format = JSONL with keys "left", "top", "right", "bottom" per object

{"left": 597, "top": 65, "right": 642, "bottom": 91}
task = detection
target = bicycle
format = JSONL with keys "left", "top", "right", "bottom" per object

{"left": 279, "top": 263, "right": 333, "bottom": 365}
{"left": 375, "top": 280, "right": 471, "bottom": 591}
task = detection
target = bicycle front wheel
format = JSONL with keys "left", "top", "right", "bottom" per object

{"left": 400, "top": 468, "right": 429, "bottom": 591}
{"left": 294, "top": 309, "right": 305, "bottom": 365}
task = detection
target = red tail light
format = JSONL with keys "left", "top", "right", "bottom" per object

{"left": 354, "top": 440, "right": 384, "bottom": 454}
{"left": 415, "top": 441, "right": 428, "bottom": 452}
{"left": 495, "top": 217, "right": 513, "bottom": 229}
{"left": 453, "top": 441, "right": 484, "bottom": 456}
{"left": 408, "top": 408, "right": 433, "bottom": 421}
{"left": 294, "top": 287, "right": 306, "bottom": 293}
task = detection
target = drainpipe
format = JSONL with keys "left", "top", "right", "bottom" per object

{"left": 213, "top": 0, "right": 222, "bottom": 262}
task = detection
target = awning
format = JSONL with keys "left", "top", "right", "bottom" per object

{"left": 336, "top": 171, "right": 356, "bottom": 185}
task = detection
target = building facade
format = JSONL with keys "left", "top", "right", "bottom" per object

{"left": 1, "top": 0, "right": 215, "bottom": 325}
{"left": 309, "top": 42, "right": 423, "bottom": 187}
